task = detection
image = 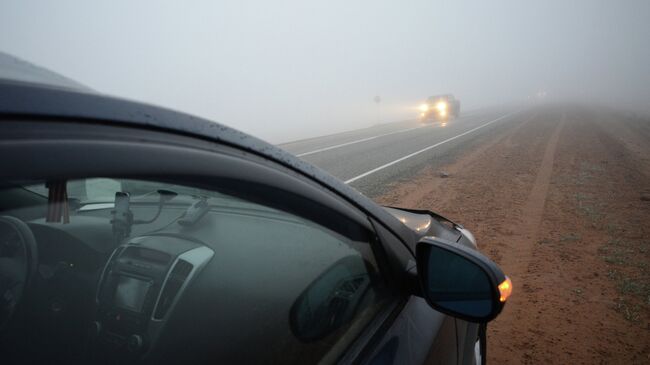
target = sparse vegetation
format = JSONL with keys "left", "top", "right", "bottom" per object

{"left": 599, "top": 232, "right": 650, "bottom": 325}
{"left": 572, "top": 287, "right": 584, "bottom": 297}
{"left": 619, "top": 277, "right": 647, "bottom": 297}
{"left": 559, "top": 233, "right": 581, "bottom": 242}
{"left": 614, "top": 298, "right": 642, "bottom": 323}
{"left": 574, "top": 164, "right": 649, "bottom": 327}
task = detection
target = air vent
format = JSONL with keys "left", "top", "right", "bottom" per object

{"left": 153, "top": 259, "right": 193, "bottom": 319}
{"left": 97, "top": 246, "right": 125, "bottom": 302}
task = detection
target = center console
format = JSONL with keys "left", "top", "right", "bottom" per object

{"left": 92, "top": 234, "right": 214, "bottom": 360}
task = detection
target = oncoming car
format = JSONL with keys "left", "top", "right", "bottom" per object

{"left": 418, "top": 94, "right": 461, "bottom": 122}
{"left": 0, "top": 81, "right": 510, "bottom": 365}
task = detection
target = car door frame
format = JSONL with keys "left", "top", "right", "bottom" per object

{"left": 0, "top": 118, "right": 455, "bottom": 364}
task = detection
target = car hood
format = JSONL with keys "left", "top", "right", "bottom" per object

{"left": 383, "top": 206, "right": 477, "bottom": 250}
{"left": 383, "top": 207, "right": 433, "bottom": 235}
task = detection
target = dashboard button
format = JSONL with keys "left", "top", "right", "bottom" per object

{"left": 127, "top": 334, "right": 144, "bottom": 353}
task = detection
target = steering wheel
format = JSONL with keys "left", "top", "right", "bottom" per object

{"left": 0, "top": 216, "right": 38, "bottom": 332}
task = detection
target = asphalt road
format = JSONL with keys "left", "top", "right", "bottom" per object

{"left": 279, "top": 106, "right": 529, "bottom": 197}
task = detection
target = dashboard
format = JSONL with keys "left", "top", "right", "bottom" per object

{"left": 22, "top": 214, "right": 215, "bottom": 364}
{"left": 92, "top": 235, "right": 214, "bottom": 362}
{"left": 5, "top": 196, "right": 376, "bottom": 364}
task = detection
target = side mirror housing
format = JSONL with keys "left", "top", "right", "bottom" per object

{"left": 416, "top": 237, "right": 511, "bottom": 323}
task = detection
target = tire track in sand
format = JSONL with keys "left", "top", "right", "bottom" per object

{"left": 503, "top": 112, "right": 566, "bottom": 275}
{"left": 490, "top": 112, "right": 566, "bottom": 363}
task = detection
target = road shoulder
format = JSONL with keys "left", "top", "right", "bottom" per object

{"left": 374, "top": 107, "right": 650, "bottom": 363}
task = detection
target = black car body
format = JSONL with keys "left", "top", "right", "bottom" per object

{"left": 0, "top": 81, "right": 507, "bottom": 365}
{"left": 419, "top": 94, "right": 461, "bottom": 122}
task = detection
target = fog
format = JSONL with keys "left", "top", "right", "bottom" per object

{"left": 1, "top": 0, "right": 649, "bottom": 143}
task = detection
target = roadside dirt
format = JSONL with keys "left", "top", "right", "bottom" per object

{"left": 375, "top": 106, "right": 650, "bottom": 364}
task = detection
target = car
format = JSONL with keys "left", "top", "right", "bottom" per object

{"left": 418, "top": 94, "right": 461, "bottom": 122}
{"left": 0, "top": 80, "right": 510, "bottom": 365}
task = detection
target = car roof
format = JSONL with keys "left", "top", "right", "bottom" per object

{"left": 428, "top": 94, "right": 454, "bottom": 101}
{"left": 0, "top": 79, "right": 418, "bottom": 249}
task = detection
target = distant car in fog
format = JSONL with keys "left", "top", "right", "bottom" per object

{"left": 419, "top": 94, "right": 461, "bottom": 122}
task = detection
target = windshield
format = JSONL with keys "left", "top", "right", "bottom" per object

{"left": 23, "top": 178, "right": 210, "bottom": 204}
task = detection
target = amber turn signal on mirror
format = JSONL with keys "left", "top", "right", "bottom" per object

{"left": 498, "top": 276, "right": 513, "bottom": 303}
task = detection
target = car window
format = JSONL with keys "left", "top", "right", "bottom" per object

{"left": 0, "top": 177, "right": 390, "bottom": 365}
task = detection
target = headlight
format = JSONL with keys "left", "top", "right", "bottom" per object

{"left": 436, "top": 101, "right": 448, "bottom": 112}
{"left": 419, "top": 103, "right": 429, "bottom": 112}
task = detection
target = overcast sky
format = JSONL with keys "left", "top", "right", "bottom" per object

{"left": 2, "top": 0, "right": 649, "bottom": 142}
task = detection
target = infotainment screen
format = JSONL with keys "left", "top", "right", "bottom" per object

{"left": 114, "top": 276, "right": 152, "bottom": 313}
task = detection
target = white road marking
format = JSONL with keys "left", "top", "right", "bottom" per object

{"left": 296, "top": 125, "right": 426, "bottom": 157}
{"left": 344, "top": 110, "right": 521, "bottom": 184}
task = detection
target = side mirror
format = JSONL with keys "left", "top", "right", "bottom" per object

{"left": 416, "top": 237, "right": 511, "bottom": 323}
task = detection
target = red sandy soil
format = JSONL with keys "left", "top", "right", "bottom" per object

{"left": 375, "top": 107, "right": 650, "bottom": 364}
